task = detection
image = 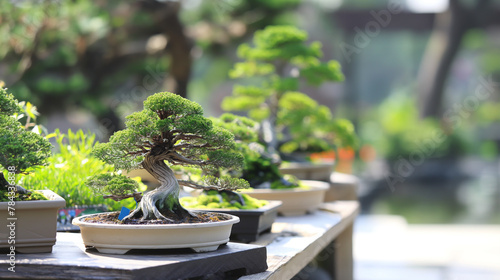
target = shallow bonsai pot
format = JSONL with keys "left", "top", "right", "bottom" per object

{"left": 72, "top": 212, "right": 240, "bottom": 254}
{"left": 325, "top": 172, "right": 359, "bottom": 202}
{"left": 279, "top": 162, "right": 334, "bottom": 181}
{"left": 200, "top": 200, "right": 282, "bottom": 242}
{"left": 242, "top": 180, "right": 329, "bottom": 216}
{"left": 0, "top": 190, "right": 66, "bottom": 253}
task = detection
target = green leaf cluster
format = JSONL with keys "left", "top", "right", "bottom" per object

{"left": 0, "top": 88, "right": 22, "bottom": 115}
{"left": 86, "top": 173, "right": 140, "bottom": 197}
{"left": 222, "top": 25, "right": 356, "bottom": 154}
{"left": 20, "top": 129, "right": 143, "bottom": 210}
{"left": 0, "top": 88, "right": 52, "bottom": 176}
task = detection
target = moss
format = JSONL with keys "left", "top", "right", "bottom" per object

{"left": 0, "top": 190, "right": 48, "bottom": 202}
{"left": 181, "top": 192, "right": 268, "bottom": 210}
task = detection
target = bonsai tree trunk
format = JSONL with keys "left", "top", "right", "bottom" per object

{"left": 0, "top": 173, "right": 29, "bottom": 194}
{"left": 0, "top": 173, "right": 9, "bottom": 190}
{"left": 124, "top": 154, "right": 192, "bottom": 222}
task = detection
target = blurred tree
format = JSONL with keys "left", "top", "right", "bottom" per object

{"left": 0, "top": 0, "right": 303, "bottom": 137}
{"left": 418, "top": 0, "right": 500, "bottom": 118}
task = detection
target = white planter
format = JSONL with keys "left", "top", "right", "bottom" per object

{"left": 0, "top": 190, "right": 66, "bottom": 253}
{"left": 72, "top": 212, "right": 239, "bottom": 254}
{"left": 279, "top": 162, "right": 334, "bottom": 181}
{"left": 242, "top": 180, "right": 329, "bottom": 216}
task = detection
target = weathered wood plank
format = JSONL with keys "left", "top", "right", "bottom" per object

{"left": 0, "top": 233, "right": 267, "bottom": 280}
{"left": 240, "top": 201, "right": 359, "bottom": 280}
{"left": 1, "top": 201, "right": 359, "bottom": 280}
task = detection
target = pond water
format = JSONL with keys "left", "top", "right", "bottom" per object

{"left": 359, "top": 158, "right": 500, "bottom": 224}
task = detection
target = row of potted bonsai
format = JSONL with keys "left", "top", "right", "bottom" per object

{"left": 0, "top": 90, "right": 336, "bottom": 254}
{"left": 1, "top": 25, "right": 356, "bottom": 255}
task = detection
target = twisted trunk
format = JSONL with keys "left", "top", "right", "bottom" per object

{"left": 123, "top": 154, "right": 192, "bottom": 222}
{"left": 0, "top": 173, "right": 9, "bottom": 191}
{"left": 0, "top": 173, "right": 29, "bottom": 194}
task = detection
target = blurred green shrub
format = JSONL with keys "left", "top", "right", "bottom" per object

{"left": 360, "top": 92, "right": 472, "bottom": 160}
{"left": 222, "top": 25, "right": 357, "bottom": 155}
{"left": 19, "top": 129, "right": 145, "bottom": 210}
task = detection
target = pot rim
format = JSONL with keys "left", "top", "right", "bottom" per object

{"left": 241, "top": 180, "right": 329, "bottom": 194}
{"left": 72, "top": 211, "right": 239, "bottom": 229}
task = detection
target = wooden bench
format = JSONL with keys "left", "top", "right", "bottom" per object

{"left": 0, "top": 201, "right": 359, "bottom": 280}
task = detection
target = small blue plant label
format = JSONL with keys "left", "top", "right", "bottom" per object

{"left": 118, "top": 207, "right": 131, "bottom": 221}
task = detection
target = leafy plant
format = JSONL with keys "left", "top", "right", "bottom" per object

{"left": 19, "top": 129, "right": 144, "bottom": 210}
{"left": 87, "top": 92, "right": 248, "bottom": 222}
{"left": 222, "top": 25, "right": 356, "bottom": 155}
{"left": 0, "top": 87, "right": 51, "bottom": 200}
{"left": 180, "top": 190, "right": 268, "bottom": 210}
{"left": 211, "top": 113, "right": 299, "bottom": 189}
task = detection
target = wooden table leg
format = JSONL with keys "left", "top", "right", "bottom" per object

{"left": 334, "top": 224, "right": 354, "bottom": 280}
{"left": 317, "top": 224, "right": 354, "bottom": 280}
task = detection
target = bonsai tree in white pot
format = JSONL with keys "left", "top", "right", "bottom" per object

{"left": 85, "top": 92, "right": 249, "bottom": 223}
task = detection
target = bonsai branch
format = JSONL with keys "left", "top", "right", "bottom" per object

{"left": 103, "top": 192, "right": 142, "bottom": 203}
{"left": 178, "top": 180, "right": 226, "bottom": 191}
{"left": 168, "top": 152, "right": 206, "bottom": 166}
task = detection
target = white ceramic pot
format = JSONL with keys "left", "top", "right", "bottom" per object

{"left": 279, "top": 162, "right": 334, "bottom": 181}
{"left": 242, "top": 180, "right": 329, "bottom": 216}
{"left": 72, "top": 212, "right": 239, "bottom": 254}
{"left": 0, "top": 190, "right": 66, "bottom": 253}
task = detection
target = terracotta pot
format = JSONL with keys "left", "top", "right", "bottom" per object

{"left": 242, "top": 180, "right": 329, "bottom": 216}
{"left": 0, "top": 190, "right": 66, "bottom": 253}
{"left": 72, "top": 212, "right": 239, "bottom": 254}
{"left": 279, "top": 162, "right": 334, "bottom": 181}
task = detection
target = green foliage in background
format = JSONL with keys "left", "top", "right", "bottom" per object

{"left": 20, "top": 129, "right": 145, "bottom": 210}
{"left": 0, "top": 0, "right": 168, "bottom": 122}
{"left": 181, "top": 190, "right": 268, "bottom": 210}
{"left": 360, "top": 92, "right": 472, "bottom": 160}
{"left": 222, "top": 25, "right": 356, "bottom": 155}
{"left": 0, "top": 87, "right": 52, "bottom": 202}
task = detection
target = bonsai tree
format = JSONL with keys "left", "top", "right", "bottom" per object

{"left": 0, "top": 87, "right": 52, "bottom": 196}
{"left": 222, "top": 25, "right": 356, "bottom": 157}
{"left": 87, "top": 92, "right": 248, "bottom": 222}
{"left": 212, "top": 113, "right": 296, "bottom": 189}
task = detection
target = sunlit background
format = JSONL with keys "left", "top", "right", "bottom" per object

{"left": 1, "top": 0, "right": 500, "bottom": 278}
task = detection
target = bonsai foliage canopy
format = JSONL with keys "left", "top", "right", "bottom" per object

{"left": 88, "top": 92, "right": 248, "bottom": 222}
{"left": 0, "top": 87, "right": 52, "bottom": 192}
{"left": 222, "top": 25, "right": 356, "bottom": 154}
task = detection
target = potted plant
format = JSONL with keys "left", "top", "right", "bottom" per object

{"left": 222, "top": 25, "right": 357, "bottom": 181}
{"left": 20, "top": 129, "right": 147, "bottom": 230}
{"left": 178, "top": 114, "right": 282, "bottom": 242}
{"left": 180, "top": 190, "right": 282, "bottom": 242}
{"left": 0, "top": 87, "right": 66, "bottom": 253}
{"left": 212, "top": 113, "right": 329, "bottom": 216}
{"left": 72, "top": 92, "right": 249, "bottom": 254}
